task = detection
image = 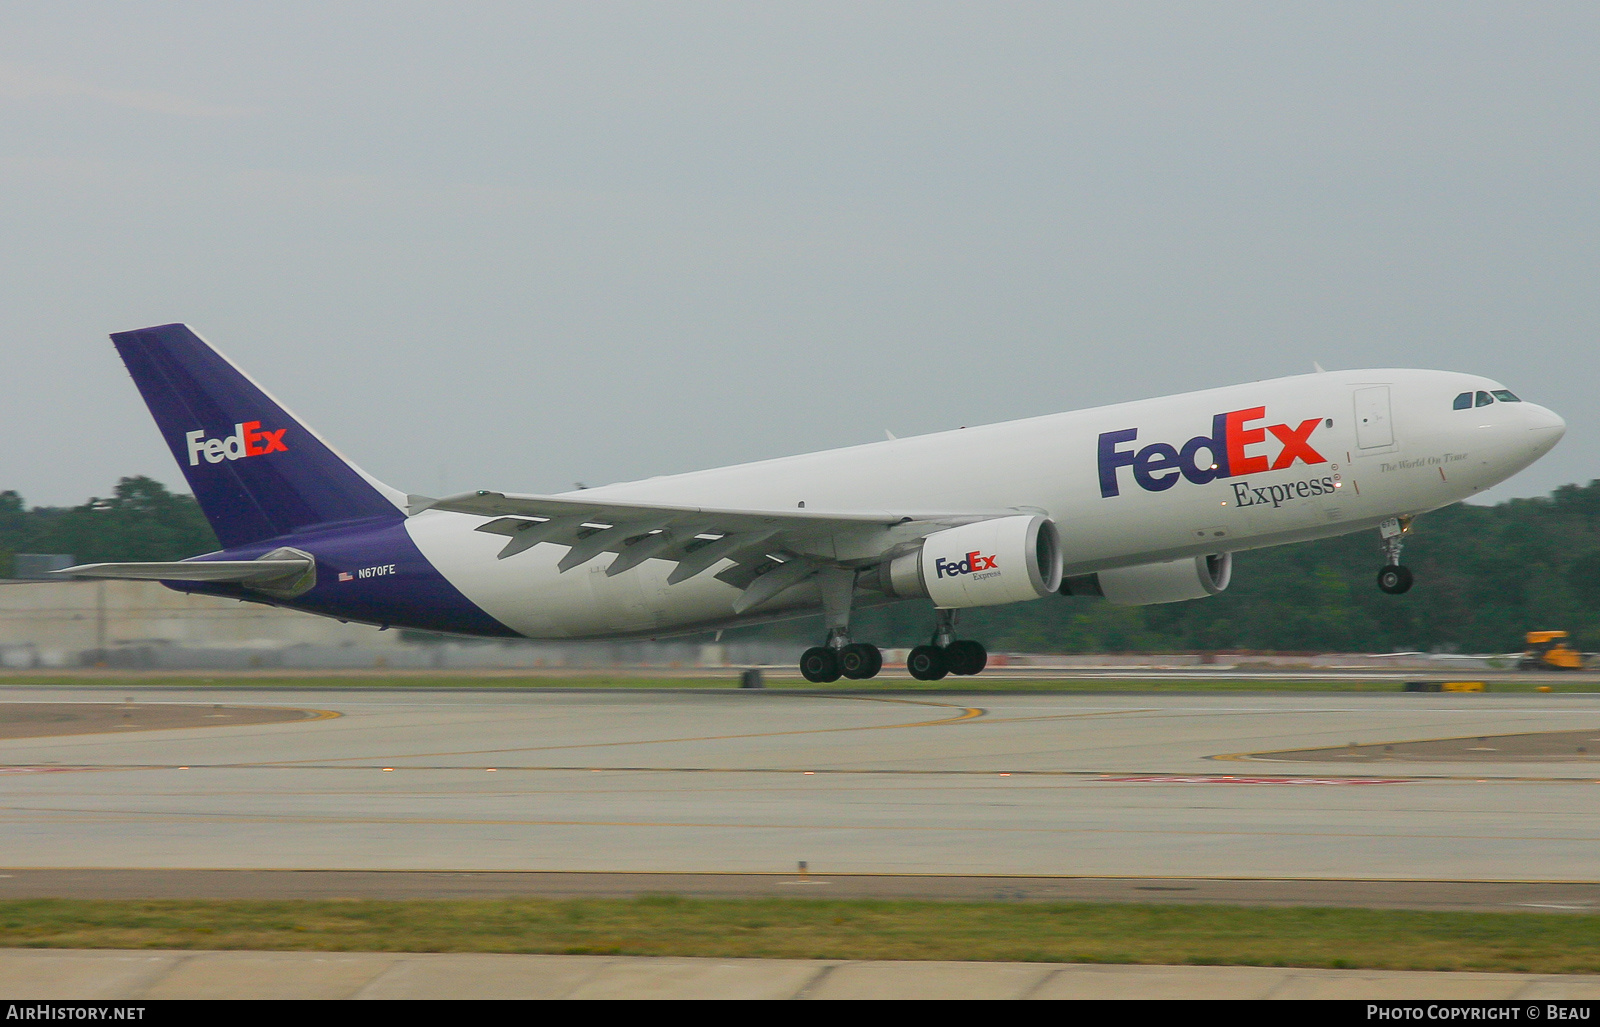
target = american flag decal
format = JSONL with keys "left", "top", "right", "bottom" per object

{"left": 338, "top": 571, "right": 353, "bottom": 582}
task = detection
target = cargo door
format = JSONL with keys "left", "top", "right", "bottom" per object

{"left": 1353, "top": 386, "right": 1394, "bottom": 450}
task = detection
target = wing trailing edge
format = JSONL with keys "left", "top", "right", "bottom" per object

{"left": 420, "top": 489, "right": 1039, "bottom": 613}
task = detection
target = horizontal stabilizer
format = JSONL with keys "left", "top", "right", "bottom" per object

{"left": 54, "top": 558, "right": 313, "bottom": 584}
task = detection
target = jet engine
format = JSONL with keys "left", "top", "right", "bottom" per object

{"left": 1060, "top": 553, "right": 1233, "bottom": 606}
{"left": 865, "top": 514, "right": 1062, "bottom": 607}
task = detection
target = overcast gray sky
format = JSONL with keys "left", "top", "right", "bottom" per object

{"left": 3, "top": 2, "right": 1595, "bottom": 510}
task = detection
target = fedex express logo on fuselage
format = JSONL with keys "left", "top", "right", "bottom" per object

{"left": 1098, "top": 407, "right": 1326, "bottom": 498}
{"left": 185, "top": 422, "right": 288, "bottom": 466}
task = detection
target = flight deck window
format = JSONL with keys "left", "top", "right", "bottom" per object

{"left": 1453, "top": 392, "right": 1472, "bottom": 410}
{"left": 1475, "top": 391, "right": 1494, "bottom": 407}
{"left": 1492, "top": 390, "right": 1521, "bottom": 402}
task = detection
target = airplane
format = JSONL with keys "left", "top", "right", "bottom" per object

{"left": 56, "top": 324, "right": 1565, "bottom": 681}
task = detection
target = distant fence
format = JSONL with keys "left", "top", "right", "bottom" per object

{"left": 0, "top": 638, "right": 806, "bottom": 671}
{"left": 0, "top": 639, "right": 1510, "bottom": 672}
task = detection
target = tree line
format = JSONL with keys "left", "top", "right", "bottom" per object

{"left": 6, "top": 475, "right": 1597, "bottom": 654}
{"left": 0, "top": 476, "right": 217, "bottom": 575}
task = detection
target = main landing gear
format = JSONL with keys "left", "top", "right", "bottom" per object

{"left": 799, "top": 641, "right": 883, "bottom": 682}
{"left": 798, "top": 568, "right": 885, "bottom": 683}
{"left": 906, "top": 639, "right": 987, "bottom": 681}
{"left": 907, "top": 609, "right": 988, "bottom": 682}
{"left": 1376, "top": 516, "right": 1415, "bottom": 595}
{"left": 794, "top": 573, "right": 989, "bottom": 682}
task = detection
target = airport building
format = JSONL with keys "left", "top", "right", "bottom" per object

{"left": 0, "top": 566, "right": 1467, "bottom": 674}
{"left": 0, "top": 576, "right": 792, "bottom": 671}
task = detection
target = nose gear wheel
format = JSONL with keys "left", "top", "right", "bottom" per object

{"left": 1377, "top": 565, "right": 1413, "bottom": 594}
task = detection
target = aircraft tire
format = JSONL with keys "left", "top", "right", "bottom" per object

{"left": 946, "top": 640, "right": 988, "bottom": 676}
{"left": 839, "top": 643, "right": 882, "bottom": 680}
{"left": 1377, "top": 565, "right": 1414, "bottom": 595}
{"left": 907, "top": 645, "right": 949, "bottom": 681}
{"left": 800, "top": 646, "right": 842, "bottom": 683}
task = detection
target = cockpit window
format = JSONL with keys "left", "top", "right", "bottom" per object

{"left": 1475, "top": 391, "right": 1494, "bottom": 407}
{"left": 1492, "top": 390, "right": 1521, "bottom": 402}
{"left": 1453, "top": 392, "right": 1472, "bottom": 410}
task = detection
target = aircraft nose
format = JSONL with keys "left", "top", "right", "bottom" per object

{"left": 1522, "top": 402, "right": 1566, "bottom": 454}
{"left": 1524, "top": 402, "right": 1565, "bottom": 434}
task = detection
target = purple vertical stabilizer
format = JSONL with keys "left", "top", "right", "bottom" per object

{"left": 111, "top": 324, "right": 405, "bottom": 547}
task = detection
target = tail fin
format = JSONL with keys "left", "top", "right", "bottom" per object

{"left": 112, "top": 324, "right": 405, "bottom": 548}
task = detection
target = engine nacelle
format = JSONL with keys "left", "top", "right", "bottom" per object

{"left": 1060, "top": 553, "right": 1232, "bottom": 606}
{"left": 867, "top": 515, "right": 1062, "bottom": 607}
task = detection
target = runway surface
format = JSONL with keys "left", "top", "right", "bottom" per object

{"left": 2, "top": 685, "right": 1599, "bottom": 889}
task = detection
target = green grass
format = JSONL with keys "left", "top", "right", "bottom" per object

{"left": 0, "top": 672, "right": 1591, "bottom": 693}
{"left": 0, "top": 897, "right": 1596, "bottom": 973}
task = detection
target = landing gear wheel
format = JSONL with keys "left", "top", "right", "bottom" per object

{"left": 945, "top": 640, "right": 988, "bottom": 676}
{"left": 839, "top": 643, "right": 883, "bottom": 680}
{"left": 907, "top": 645, "right": 949, "bottom": 681}
{"left": 1377, "top": 564, "right": 1413, "bottom": 595}
{"left": 799, "top": 646, "right": 841, "bottom": 683}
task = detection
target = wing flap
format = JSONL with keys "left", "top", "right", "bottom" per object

{"left": 429, "top": 489, "right": 1027, "bottom": 584}
{"left": 666, "top": 529, "right": 777, "bottom": 585}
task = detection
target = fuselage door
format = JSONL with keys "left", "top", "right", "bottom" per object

{"left": 1353, "top": 386, "right": 1394, "bottom": 450}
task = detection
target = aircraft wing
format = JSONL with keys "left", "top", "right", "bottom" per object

{"left": 416, "top": 490, "right": 1026, "bottom": 607}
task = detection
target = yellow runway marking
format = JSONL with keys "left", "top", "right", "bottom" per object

{"left": 0, "top": 704, "right": 339, "bottom": 741}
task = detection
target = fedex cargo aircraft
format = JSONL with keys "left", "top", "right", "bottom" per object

{"left": 59, "top": 324, "right": 1565, "bottom": 681}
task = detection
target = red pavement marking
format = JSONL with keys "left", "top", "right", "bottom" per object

{"left": 1100, "top": 775, "right": 1408, "bottom": 785}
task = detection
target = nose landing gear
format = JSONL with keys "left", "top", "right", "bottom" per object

{"left": 1376, "top": 516, "right": 1415, "bottom": 595}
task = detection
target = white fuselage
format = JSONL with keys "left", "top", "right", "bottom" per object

{"left": 406, "top": 368, "right": 1564, "bottom": 639}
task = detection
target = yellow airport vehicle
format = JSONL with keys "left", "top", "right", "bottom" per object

{"left": 1520, "top": 631, "right": 1586, "bottom": 671}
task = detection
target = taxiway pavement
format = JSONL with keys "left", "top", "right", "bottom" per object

{"left": 7, "top": 948, "right": 1600, "bottom": 1000}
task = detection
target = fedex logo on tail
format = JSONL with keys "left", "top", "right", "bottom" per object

{"left": 185, "top": 422, "right": 288, "bottom": 466}
{"left": 1098, "top": 407, "right": 1326, "bottom": 498}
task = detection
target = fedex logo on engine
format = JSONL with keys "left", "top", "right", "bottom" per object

{"left": 1098, "top": 407, "right": 1326, "bottom": 498}
{"left": 185, "top": 422, "right": 288, "bottom": 466}
{"left": 936, "top": 551, "right": 999, "bottom": 579}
